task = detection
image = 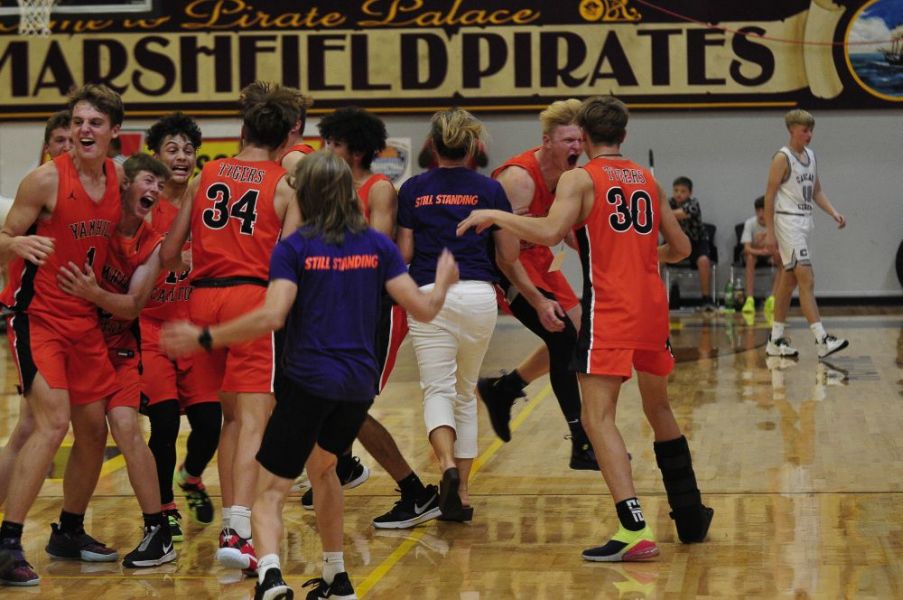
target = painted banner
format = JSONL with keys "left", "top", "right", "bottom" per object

{"left": 0, "top": 0, "right": 900, "bottom": 120}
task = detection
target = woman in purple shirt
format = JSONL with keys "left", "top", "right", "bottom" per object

{"left": 397, "top": 108, "right": 557, "bottom": 523}
{"left": 162, "top": 150, "right": 459, "bottom": 600}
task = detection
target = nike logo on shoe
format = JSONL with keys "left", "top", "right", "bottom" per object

{"left": 414, "top": 493, "right": 437, "bottom": 515}
{"left": 162, "top": 543, "right": 173, "bottom": 554}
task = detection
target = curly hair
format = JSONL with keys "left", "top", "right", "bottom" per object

{"left": 317, "top": 107, "right": 387, "bottom": 170}
{"left": 145, "top": 112, "right": 202, "bottom": 153}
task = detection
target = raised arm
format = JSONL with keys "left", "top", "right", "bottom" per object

{"left": 367, "top": 179, "right": 398, "bottom": 241}
{"left": 385, "top": 248, "right": 458, "bottom": 322}
{"left": 160, "top": 176, "right": 198, "bottom": 270}
{"left": 0, "top": 164, "right": 58, "bottom": 265}
{"left": 57, "top": 246, "right": 163, "bottom": 320}
{"left": 161, "top": 278, "right": 297, "bottom": 357}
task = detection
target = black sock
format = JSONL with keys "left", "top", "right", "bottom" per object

{"left": 59, "top": 510, "right": 85, "bottom": 535}
{"left": 568, "top": 420, "right": 589, "bottom": 447}
{"left": 397, "top": 472, "right": 426, "bottom": 500}
{"left": 0, "top": 520, "right": 24, "bottom": 542}
{"left": 615, "top": 498, "right": 646, "bottom": 532}
{"left": 499, "top": 369, "right": 527, "bottom": 392}
{"left": 143, "top": 512, "right": 164, "bottom": 529}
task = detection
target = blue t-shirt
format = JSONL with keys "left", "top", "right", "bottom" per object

{"left": 398, "top": 167, "right": 511, "bottom": 287}
{"left": 269, "top": 226, "right": 407, "bottom": 402}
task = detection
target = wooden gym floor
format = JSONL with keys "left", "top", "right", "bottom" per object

{"left": 1, "top": 308, "right": 901, "bottom": 599}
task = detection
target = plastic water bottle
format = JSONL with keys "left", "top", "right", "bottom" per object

{"left": 734, "top": 276, "right": 745, "bottom": 307}
{"left": 724, "top": 278, "right": 735, "bottom": 310}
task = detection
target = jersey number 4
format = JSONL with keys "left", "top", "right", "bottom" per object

{"left": 202, "top": 183, "right": 259, "bottom": 235}
{"left": 606, "top": 186, "right": 653, "bottom": 235}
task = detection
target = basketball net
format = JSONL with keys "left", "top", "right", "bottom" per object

{"left": 17, "top": 0, "right": 56, "bottom": 37}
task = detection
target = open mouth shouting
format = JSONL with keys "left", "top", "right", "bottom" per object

{"left": 567, "top": 153, "right": 579, "bottom": 167}
{"left": 138, "top": 195, "right": 156, "bottom": 210}
{"left": 79, "top": 138, "right": 97, "bottom": 150}
{"left": 170, "top": 164, "right": 192, "bottom": 180}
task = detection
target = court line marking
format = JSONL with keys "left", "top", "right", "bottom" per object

{"left": 355, "top": 382, "right": 552, "bottom": 598}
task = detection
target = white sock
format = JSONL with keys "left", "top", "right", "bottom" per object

{"left": 810, "top": 322, "right": 827, "bottom": 342}
{"left": 221, "top": 506, "right": 232, "bottom": 531}
{"left": 231, "top": 505, "right": 252, "bottom": 539}
{"left": 771, "top": 322, "right": 785, "bottom": 340}
{"left": 258, "top": 553, "right": 280, "bottom": 584}
{"left": 323, "top": 551, "right": 344, "bottom": 585}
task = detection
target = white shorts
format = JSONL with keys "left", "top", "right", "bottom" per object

{"left": 775, "top": 214, "right": 813, "bottom": 270}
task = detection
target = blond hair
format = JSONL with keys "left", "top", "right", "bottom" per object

{"left": 539, "top": 98, "right": 582, "bottom": 136}
{"left": 430, "top": 107, "right": 485, "bottom": 161}
{"left": 293, "top": 150, "right": 367, "bottom": 245}
{"left": 784, "top": 109, "right": 815, "bottom": 130}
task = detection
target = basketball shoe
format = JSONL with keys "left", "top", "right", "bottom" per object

{"left": 254, "top": 566, "right": 293, "bottom": 600}
{"left": 766, "top": 335, "right": 799, "bottom": 357}
{"left": 476, "top": 373, "right": 526, "bottom": 442}
{"left": 217, "top": 528, "right": 257, "bottom": 574}
{"left": 0, "top": 538, "right": 38, "bottom": 586}
{"left": 372, "top": 484, "right": 441, "bottom": 529}
{"left": 176, "top": 467, "right": 214, "bottom": 526}
{"left": 122, "top": 524, "right": 176, "bottom": 568}
{"left": 816, "top": 333, "right": 848, "bottom": 359}
{"left": 163, "top": 508, "right": 184, "bottom": 542}
{"left": 303, "top": 572, "right": 356, "bottom": 600}
{"left": 45, "top": 523, "right": 118, "bottom": 562}
{"left": 582, "top": 525, "right": 659, "bottom": 562}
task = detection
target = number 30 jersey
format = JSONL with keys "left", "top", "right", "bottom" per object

{"left": 574, "top": 156, "right": 668, "bottom": 352}
{"left": 1, "top": 153, "right": 120, "bottom": 322}
{"left": 189, "top": 157, "right": 286, "bottom": 283}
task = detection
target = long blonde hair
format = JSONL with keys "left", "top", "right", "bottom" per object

{"left": 429, "top": 107, "right": 485, "bottom": 161}
{"left": 293, "top": 150, "right": 367, "bottom": 245}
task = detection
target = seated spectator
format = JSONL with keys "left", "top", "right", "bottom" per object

{"left": 740, "top": 196, "right": 780, "bottom": 314}
{"left": 669, "top": 176, "right": 715, "bottom": 310}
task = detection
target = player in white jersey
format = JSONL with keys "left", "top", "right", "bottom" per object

{"left": 763, "top": 109, "right": 848, "bottom": 359}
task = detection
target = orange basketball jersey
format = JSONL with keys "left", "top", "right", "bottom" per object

{"left": 357, "top": 173, "right": 391, "bottom": 221}
{"left": 100, "top": 220, "right": 163, "bottom": 349}
{"left": 280, "top": 143, "right": 315, "bottom": 161}
{"left": 142, "top": 199, "right": 191, "bottom": 322}
{"left": 1, "top": 154, "right": 120, "bottom": 323}
{"left": 189, "top": 158, "right": 286, "bottom": 283}
{"left": 573, "top": 157, "right": 669, "bottom": 358}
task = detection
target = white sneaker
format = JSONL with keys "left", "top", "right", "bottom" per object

{"left": 766, "top": 335, "right": 799, "bottom": 357}
{"left": 816, "top": 334, "right": 848, "bottom": 359}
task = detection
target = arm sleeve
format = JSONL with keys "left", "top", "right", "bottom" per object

{"left": 269, "top": 238, "right": 301, "bottom": 285}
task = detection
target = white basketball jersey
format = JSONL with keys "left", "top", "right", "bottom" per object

{"left": 775, "top": 146, "right": 816, "bottom": 219}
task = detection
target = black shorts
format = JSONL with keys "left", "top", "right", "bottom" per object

{"left": 256, "top": 376, "right": 372, "bottom": 479}
{"left": 687, "top": 238, "right": 713, "bottom": 266}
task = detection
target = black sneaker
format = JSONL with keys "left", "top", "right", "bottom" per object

{"left": 372, "top": 484, "right": 442, "bottom": 529}
{"left": 0, "top": 539, "right": 39, "bottom": 587}
{"left": 122, "top": 524, "right": 177, "bottom": 568}
{"left": 476, "top": 375, "right": 525, "bottom": 442}
{"left": 164, "top": 509, "right": 184, "bottom": 542}
{"left": 301, "top": 457, "right": 370, "bottom": 511}
{"left": 255, "top": 567, "right": 294, "bottom": 599}
{"left": 176, "top": 470, "right": 215, "bottom": 526}
{"left": 46, "top": 523, "right": 119, "bottom": 562}
{"left": 569, "top": 439, "right": 600, "bottom": 471}
{"left": 303, "top": 571, "right": 356, "bottom": 599}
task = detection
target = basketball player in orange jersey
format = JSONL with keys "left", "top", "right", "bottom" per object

{"left": 0, "top": 85, "right": 124, "bottom": 586}
{"left": 278, "top": 90, "right": 315, "bottom": 172}
{"left": 0, "top": 110, "right": 76, "bottom": 511}
{"left": 57, "top": 153, "right": 176, "bottom": 568}
{"left": 479, "top": 99, "right": 599, "bottom": 471}
{"left": 143, "top": 113, "right": 221, "bottom": 543}
{"left": 458, "top": 96, "right": 713, "bottom": 562}
{"left": 297, "top": 106, "right": 443, "bottom": 528}
{"left": 161, "top": 82, "right": 301, "bottom": 575}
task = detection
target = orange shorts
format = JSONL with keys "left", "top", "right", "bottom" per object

{"left": 188, "top": 285, "right": 274, "bottom": 394}
{"left": 7, "top": 312, "right": 119, "bottom": 405}
{"left": 583, "top": 347, "right": 674, "bottom": 380}
{"left": 141, "top": 319, "right": 219, "bottom": 409}
{"left": 108, "top": 347, "right": 141, "bottom": 411}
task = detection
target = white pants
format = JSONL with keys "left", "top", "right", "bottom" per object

{"left": 408, "top": 280, "right": 498, "bottom": 459}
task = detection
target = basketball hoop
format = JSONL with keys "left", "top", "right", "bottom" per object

{"left": 17, "top": 0, "right": 57, "bottom": 37}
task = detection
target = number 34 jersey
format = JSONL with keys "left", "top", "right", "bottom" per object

{"left": 189, "top": 157, "right": 287, "bottom": 283}
{"left": 1, "top": 153, "right": 121, "bottom": 323}
{"left": 574, "top": 156, "right": 669, "bottom": 351}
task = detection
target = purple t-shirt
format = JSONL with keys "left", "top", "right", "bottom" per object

{"left": 269, "top": 226, "right": 407, "bottom": 402}
{"left": 398, "top": 166, "right": 511, "bottom": 287}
